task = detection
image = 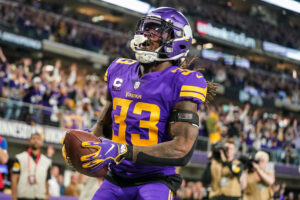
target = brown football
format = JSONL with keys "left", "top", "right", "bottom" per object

{"left": 63, "top": 129, "right": 108, "bottom": 177}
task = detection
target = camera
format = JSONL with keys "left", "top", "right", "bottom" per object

{"left": 211, "top": 142, "right": 228, "bottom": 161}
{"left": 239, "top": 147, "right": 259, "bottom": 172}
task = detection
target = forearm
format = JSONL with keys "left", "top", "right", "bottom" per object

{"left": 0, "top": 148, "right": 8, "bottom": 164}
{"left": 133, "top": 139, "right": 192, "bottom": 161}
{"left": 240, "top": 171, "right": 248, "bottom": 190}
{"left": 67, "top": 70, "right": 76, "bottom": 86}
{"left": 11, "top": 174, "right": 19, "bottom": 200}
{"left": 131, "top": 122, "right": 198, "bottom": 166}
{"left": 0, "top": 53, "right": 6, "bottom": 63}
{"left": 257, "top": 169, "right": 275, "bottom": 186}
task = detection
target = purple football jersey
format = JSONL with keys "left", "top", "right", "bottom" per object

{"left": 105, "top": 58, "right": 207, "bottom": 178}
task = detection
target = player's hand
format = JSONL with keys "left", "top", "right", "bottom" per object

{"left": 252, "top": 162, "right": 260, "bottom": 171}
{"left": 61, "top": 129, "right": 93, "bottom": 166}
{"left": 80, "top": 137, "right": 127, "bottom": 172}
{"left": 220, "top": 149, "right": 227, "bottom": 162}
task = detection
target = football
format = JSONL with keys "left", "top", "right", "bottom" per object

{"left": 63, "top": 129, "right": 108, "bottom": 177}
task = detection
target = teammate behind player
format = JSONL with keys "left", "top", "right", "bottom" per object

{"left": 62, "top": 7, "right": 217, "bottom": 200}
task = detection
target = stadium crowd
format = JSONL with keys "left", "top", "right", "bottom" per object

{"left": 0, "top": 1, "right": 132, "bottom": 58}
{"left": 197, "top": 58, "right": 300, "bottom": 106}
{"left": 7, "top": 0, "right": 300, "bottom": 50}
{"left": 0, "top": 1, "right": 299, "bottom": 199}
{"left": 1, "top": 0, "right": 300, "bottom": 105}
{"left": 0, "top": 45, "right": 299, "bottom": 166}
{"left": 144, "top": 0, "right": 300, "bottom": 49}
{"left": 175, "top": 178, "right": 291, "bottom": 200}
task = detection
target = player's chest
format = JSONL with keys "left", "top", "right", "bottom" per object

{"left": 108, "top": 72, "right": 174, "bottom": 104}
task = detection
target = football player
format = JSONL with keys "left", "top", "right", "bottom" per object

{"left": 63, "top": 7, "right": 216, "bottom": 200}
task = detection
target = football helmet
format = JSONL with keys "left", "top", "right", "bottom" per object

{"left": 130, "top": 7, "right": 193, "bottom": 64}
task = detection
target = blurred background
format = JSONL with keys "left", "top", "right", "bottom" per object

{"left": 0, "top": 0, "right": 299, "bottom": 199}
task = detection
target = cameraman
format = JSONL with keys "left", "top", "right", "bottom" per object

{"left": 202, "top": 139, "right": 243, "bottom": 200}
{"left": 241, "top": 151, "right": 275, "bottom": 200}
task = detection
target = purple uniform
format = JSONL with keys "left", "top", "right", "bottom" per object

{"left": 105, "top": 58, "right": 207, "bottom": 178}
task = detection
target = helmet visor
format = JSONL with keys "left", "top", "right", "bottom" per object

{"left": 136, "top": 17, "right": 174, "bottom": 43}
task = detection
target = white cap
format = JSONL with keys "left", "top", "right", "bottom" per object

{"left": 82, "top": 98, "right": 91, "bottom": 104}
{"left": 44, "top": 65, "right": 54, "bottom": 72}
{"left": 33, "top": 76, "right": 42, "bottom": 84}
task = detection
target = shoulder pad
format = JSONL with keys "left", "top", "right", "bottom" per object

{"left": 172, "top": 68, "right": 207, "bottom": 106}
{"left": 104, "top": 58, "right": 138, "bottom": 82}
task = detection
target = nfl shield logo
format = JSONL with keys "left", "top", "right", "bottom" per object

{"left": 134, "top": 81, "right": 141, "bottom": 90}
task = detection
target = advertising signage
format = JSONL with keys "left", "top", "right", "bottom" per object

{"left": 0, "top": 30, "right": 42, "bottom": 50}
{"left": 202, "top": 49, "right": 250, "bottom": 68}
{"left": 196, "top": 20, "right": 256, "bottom": 48}
{"left": 263, "top": 41, "right": 300, "bottom": 61}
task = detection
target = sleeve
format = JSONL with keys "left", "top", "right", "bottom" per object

{"left": 0, "top": 138, "right": 7, "bottom": 150}
{"left": 12, "top": 159, "right": 21, "bottom": 174}
{"left": 201, "top": 161, "right": 212, "bottom": 187}
{"left": 175, "top": 71, "right": 207, "bottom": 109}
{"left": 104, "top": 57, "right": 137, "bottom": 84}
{"left": 0, "top": 62, "right": 7, "bottom": 72}
{"left": 103, "top": 57, "right": 122, "bottom": 83}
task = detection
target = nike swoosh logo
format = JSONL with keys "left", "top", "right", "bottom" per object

{"left": 104, "top": 144, "right": 115, "bottom": 156}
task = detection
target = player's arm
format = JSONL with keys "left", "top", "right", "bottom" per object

{"left": 80, "top": 100, "right": 199, "bottom": 171}
{"left": 91, "top": 90, "right": 113, "bottom": 138}
{"left": 130, "top": 100, "right": 198, "bottom": 166}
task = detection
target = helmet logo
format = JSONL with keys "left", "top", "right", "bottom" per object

{"left": 176, "top": 31, "right": 183, "bottom": 37}
{"left": 166, "top": 47, "right": 173, "bottom": 53}
{"left": 183, "top": 25, "right": 192, "bottom": 39}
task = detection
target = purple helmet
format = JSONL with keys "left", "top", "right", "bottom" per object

{"left": 130, "top": 7, "right": 193, "bottom": 64}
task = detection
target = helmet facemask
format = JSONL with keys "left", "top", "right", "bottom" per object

{"left": 131, "top": 16, "right": 184, "bottom": 64}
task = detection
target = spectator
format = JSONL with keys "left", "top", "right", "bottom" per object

{"left": 79, "top": 176, "right": 103, "bottom": 200}
{"left": 206, "top": 106, "right": 221, "bottom": 144}
{"left": 57, "top": 174, "right": 65, "bottom": 196}
{"left": 281, "top": 142, "right": 296, "bottom": 165}
{"left": 21, "top": 76, "right": 43, "bottom": 123}
{"left": 0, "top": 136, "right": 8, "bottom": 192}
{"left": 76, "top": 98, "right": 94, "bottom": 128}
{"left": 288, "top": 192, "right": 294, "bottom": 200}
{"left": 241, "top": 151, "right": 275, "bottom": 200}
{"left": 64, "top": 172, "right": 80, "bottom": 197}
{"left": 46, "top": 145, "right": 55, "bottom": 159}
{"left": 48, "top": 165, "right": 60, "bottom": 197}
{"left": 294, "top": 120, "right": 300, "bottom": 165}
{"left": 182, "top": 181, "right": 194, "bottom": 200}
{"left": 4, "top": 66, "right": 27, "bottom": 120}
{"left": 272, "top": 183, "right": 285, "bottom": 200}
{"left": 192, "top": 181, "right": 206, "bottom": 200}
{"left": 175, "top": 179, "right": 186, "bottom": 199}
{"left": 11, "top": 133, "right": 51, "bottom": 200}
